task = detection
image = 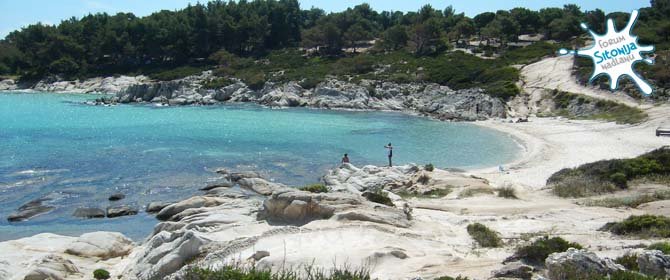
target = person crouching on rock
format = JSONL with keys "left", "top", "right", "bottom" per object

{"left": 341, "top": 153, "right": 350, "bottom": 165}
{"left": 384, "top": 143, "right": 393, "bottom": 167}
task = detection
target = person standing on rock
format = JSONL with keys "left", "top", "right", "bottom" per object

{"left": 384, "top": 143, "right": 393, "bottom": 167}
{"left": 341, "top": 153, "right": 350, "bottom": 164}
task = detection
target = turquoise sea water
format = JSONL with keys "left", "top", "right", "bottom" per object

{"left": 0, "top": 92, "right": 520, "bottom": 241}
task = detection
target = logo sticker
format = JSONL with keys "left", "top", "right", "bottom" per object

{"left": 559, "top": 10, "right": 655, "bottom": 95}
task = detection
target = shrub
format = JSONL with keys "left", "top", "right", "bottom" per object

{"left": 93, "top": 269, "right": 110, "bottom": 280}
{"left": 184, "top": 263, "right": 371, "bottom": 280}
{"left": 581, "top": 190, "right": 670, "bottom": 208}
{"left": 149, "top": 66, "right": 204, "bottom": 81}
{"left": 513, "top": 236, "right": 582, "bottom": 266}
{"left": 397, "top": 188, "right": 451, "bottom": 199}
{"left": 298, "top": 183, "right": 329, "bottom": 193}
{"left": 424, "top": 163, "right": 434, "bottom": 172}
{"left": 299, "top": 77, "right": 322, "bottom": 89}
{"left": 614, "top": 253, "right": 639, "bottom": 271}
{"left": 548, "top": 147, "right": 670, "bottom": 198}
{"left": 242, "top": 72, "right": 266, "bottom": 90}
{"left": 435, "top": 276, "right": 470, "bottom": 280}
{"left": 497, "top": 186, "right": 518, "bottom": 199}
{"left": 417, "top": 173, "right": 431, "bottom": 184}
{"left": 362, "top": 190, "right": 394, "bottom": 206}
{"left": 202, "top": 77, "right": 233, "bottom": 89}
{"left": 603, "top": 215, "right": 670, "bottom": 238}
{"left": 648, "top": 242, "right": 670, "bottom": 254}
{"left": 467, "top": 223, "right": 502, "bottom": 248}
{"left": 460, "top": 187, "right": 495, "bottom": 198}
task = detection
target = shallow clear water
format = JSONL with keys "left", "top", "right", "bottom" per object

{"left": 0, "top": 92, "right": 520, "bottom": 241}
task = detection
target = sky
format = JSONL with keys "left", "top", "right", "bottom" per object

{"left": 0, "top": 0, "right": 651, "bottom": 38}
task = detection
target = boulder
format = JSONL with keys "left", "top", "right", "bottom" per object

{"left": 258, "top": 189, "right": 361, "bottom": 224}
{"left": 156, "top": 196, "right": 227, "bottom": 221}
{"left": 248, "top": 251, "right": 270, "bottom": 261}
{"left": 492, "top": 262, "right": 534, "bottom": 280}
{"left": 72, "top": 207, "right": 105, "bottom": 219}
{"left": 7, "top": 198, "right": 54, "bottom": 222}
{"left": 124, "top": 230, "right": 210, "bottom": 280}
{"left": 146, "top": 202, "right": 171, "bottom": 213}
{"left": 23, "top": 254, "right": 80, "bottom": 280}
{"left": 238, "top": 177, "right": 288, "bottom": 195}
{"left": 546, "top": 249, "right": 624, "bottom": 280}
{"left": 107, "top": 205, "right": 139, "bottom": 218}
{"left": 65, "top": 231, "right": 134, "bottom": 259}
{"left": 200, "top": 178, "right": 233, "bottom": 191}
{"left": 108, "top": 193, "right": 126, "bottom": 201}
{"left": 637, "top": 250, "right": 670, "bottom": 278}
{"left": 229, "top": 171, "right": 262, "bottom": 182}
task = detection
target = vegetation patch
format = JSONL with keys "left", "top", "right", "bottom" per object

{"left": 647, "top": 242, "right": 670, "bottom": 254}
{"left": 548, "top": 147, "right": 670, "bottom": 198}
{"left": 93, "top": 269, "right": 110, "bottom": 280}
{"left": 202, "top": 77, "right": 234, "bottom": 89}
{"left": 548, "top": 90, "right": 647, "bottom": 124}
{"left": 184, "top": 264, "right": 371, "bottom": 280}
{"left": 362, "top": 190, "right": 394, "bottom": 206}
{"left": 497, "top": 186, "right": 518, "bottom": 199}
{"left": 149, "top": 66, "right": 207, "bottom": 81}
{"left": 424, "top": 163, "right": 434, "bottom": 172}
{"left": 460, "top": 187, "right": 495, "bottom": 198}
{"left": 602, "top": 215, "right": 670, "bottom": 238}
{"left": 614, "top": 253, "right": 639, "bottom": 271}
{"left": 512, "top": 236, "right": 583, "bottom": 266}
{"left": 298, "top": 183, "right": 330, "bottom": 193}
{"left": 581, "top": 190, "right": 670, "bottom": 208}
{"left": 467, "top": 223, "right": 503, "bottom": 248}
{"left": 397, "top": 188, "right": 451, "bottom": 199}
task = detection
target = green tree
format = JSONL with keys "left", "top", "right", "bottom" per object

{"left": 380, "top": 24, "right": 408, "bottom": 50}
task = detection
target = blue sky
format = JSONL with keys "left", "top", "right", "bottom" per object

{"left": 0, "top": 0, "right": 650, "bottom": 38}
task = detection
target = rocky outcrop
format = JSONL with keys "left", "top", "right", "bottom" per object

{"left": 32, "top": 75, "right": 149, "bottom": 93}
{"left": 258, "top": 189, "right": 354, "bottom": 224}
{"left": 492, "top": 262, "right": 534, "bottom": 279}
{"left": 156, "top": 196, "right": 227, "bottom": 221}
{"left": 7, "top": 198, "right": 55, "bottom": 222}
{"left": 109, "top": 193, "right": 126, "bottom": 201}
{"left": 545, "top": 249, "right": 625, "bottom": 280}
{"left": 64, "top": 231, "right": 134, "bottom": 259}
{"left": 95, "top": 74, "right": 506, "bottom": 121}
{"left": 0, "top": 79, "right": 17, "bottom": 90}
{"left": 637, "top": 250, "right": 670, "bottom": 278}
{"left": 146, "top": 202, "right": 171, "bottom": 213}
{"left": 23, "top": 254, "right": 80, "bottom": 280}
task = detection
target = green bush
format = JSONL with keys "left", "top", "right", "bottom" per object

{"left": 203, "top": 77, "right": 234, "bottom": 89}
{"left": 467, "top": 223, "right": 502, "bottom": 248}
{"left": 149, "top": 66, "right": 204, "bottom": 81}
{"left": 648, "top": 242, "right": 670, "bottom": 254}
{"left": 614, "top": 253, "right": 639, "bottom": 271}
{"left": 397, "top": 188, "right": 451, "bottom": 199}
{"left": 548, "top": 90, "right": 648, "bottom": 124}
{"left": 362, "top": 190, "right": 394, "bottom": 206}
{"left": 497, "top": 186, "right": 518, "bottom": 199}
{"left": 93, "top": 269, "right": 110, "bottom": 280}
{"left": 513, "top": 236, "right": 582, "bottom": 266}
{"left": 185, "top": 264, "right": 371, "bottom": 280}
{"left": 241, "top": 72, "right": 266, "bottom": 90}
{"left": 603, "top": 215, "right": 670, "bottom": 238}
{"left": 548, "top": 147, "right": 670, "bottom": 198}
{"left": 298, "top": 183, "right": 329, "bottom": 193}
{"left": 460, "top": 187, "right": 495, "bottom": 198}
{"left": 424, "top": 163, "right": 434, "bottom": 172}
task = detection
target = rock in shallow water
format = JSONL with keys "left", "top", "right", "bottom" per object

{"left": 106, "top": 205, "right": 139, "bottom": 218}
{"left": 108, "top": 193, "right": 126, "bottom": 201}
{"left": 146, "top": 202, "right": 171, "bottom": 214}
{"left": 72, "top": 207, "right": 105, "bottom": 219}
{"left": 7, "top": 198, "right": 55, "bottom": 222}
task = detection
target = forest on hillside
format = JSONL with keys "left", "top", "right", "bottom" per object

{"left": 0, "top": 0, "right": 668, "bottom": 96}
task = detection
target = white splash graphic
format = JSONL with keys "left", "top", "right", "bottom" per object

{"left": 559, "top": 10, "right": 655, "bottom": 95}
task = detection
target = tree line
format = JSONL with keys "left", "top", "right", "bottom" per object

{"left": 0, "top": 0, "right": 668, "bottom": 79}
